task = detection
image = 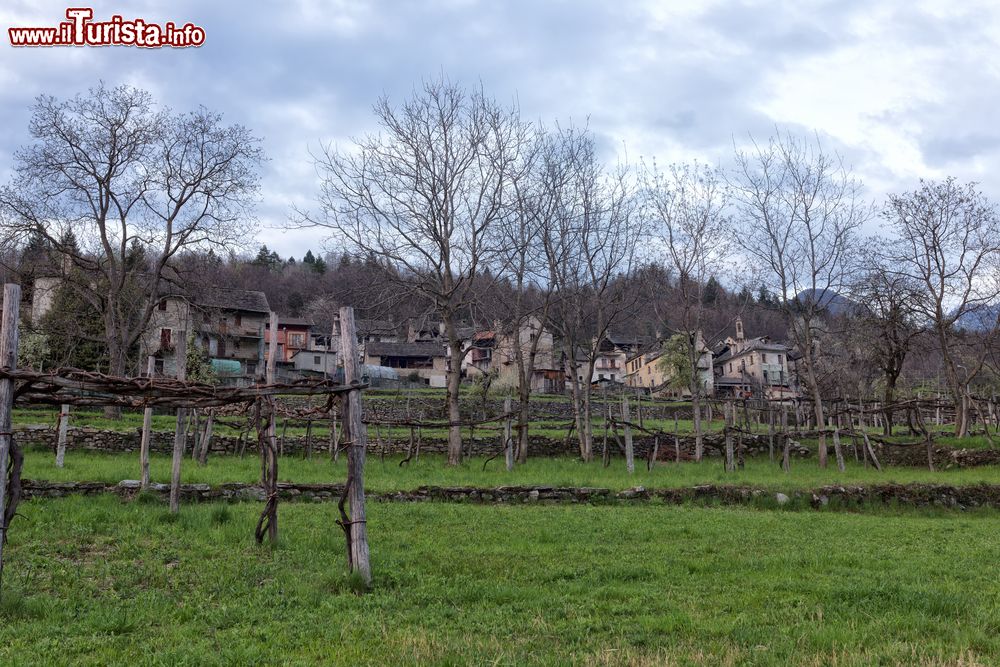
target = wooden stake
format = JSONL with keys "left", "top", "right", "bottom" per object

{"left": 621, "top": 393, "right": 634, "bottom": 474}
{"left": 724, "top": 402, "right": 735, "bottom": 472}
{"left": 139, "top": 356, "right": 154, "bottom": 488}
{"left": 0, "top": 283, "right": 21, "bottom": 594}
{"left": 339, "top": 307, "right": 371, "bottom": 587}
{"left": 198, "top": 410, "right": 214, "bottom": 464}
{"left": 55, "top": 403, "right": 70, "bottom": 468}
{"left": 504, "top": 396, "right": 514, "bottom": 472}
{"left": 169, "top": 334, "right": 188, "bottom": 514}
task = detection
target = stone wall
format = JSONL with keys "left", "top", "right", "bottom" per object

{"left": 20, "top": 479, "right": 1000, "bottom": 510}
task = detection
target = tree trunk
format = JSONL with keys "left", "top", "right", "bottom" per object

{"left": 517, "top": 381, "right": 530, "bottom": 464}
{"left": 445, "top": 337, "right": 463, "bottom": 466}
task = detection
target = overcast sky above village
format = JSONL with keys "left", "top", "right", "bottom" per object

{"left": 2, "top": 0, "right": 999, "bottom": 259}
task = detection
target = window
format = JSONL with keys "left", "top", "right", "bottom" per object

{"left": 158, "top": 300, "right": 167, "bottom": 312}
{"left": 160, "top": 328, "right": 172, "bottom": 349}
{"left": 235, "top": 313, "right": 242, "bottom": 327}
{"left": 598, "top": 373, "right": 605, "bottom": 380}
{"left": 314, "top": 355, "right": 321, "bottom": 365}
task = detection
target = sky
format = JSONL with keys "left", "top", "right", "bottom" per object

{"left": 2, "top": 0, "right": 999, "bottom": 259}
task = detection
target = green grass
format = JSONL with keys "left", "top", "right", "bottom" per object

{"left": 21, "top": 449, "right": 1000, "bottom": 492}
{"left": 0, "top": 496, "right": 998, "bottom": 665}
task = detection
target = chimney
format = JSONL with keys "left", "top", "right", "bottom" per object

{"left": 735, "top": 316, "right": 744, "bottom": 342}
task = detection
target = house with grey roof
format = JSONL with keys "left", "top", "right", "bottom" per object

{"left": 142, "top": 286, "right": 271, "bottom": 383}
{"left": 712, "top": 317, "right": 798, "bottom": 400}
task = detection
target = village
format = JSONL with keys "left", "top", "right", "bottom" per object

{"left": 4, "top": 2, "right": 1000, "bottom": 665}
{"left": 30, "top": 273, "right": 796, "bottom": 400}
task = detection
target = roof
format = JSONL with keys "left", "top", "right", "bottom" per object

{"left": 366, "top": 341, "right": 445, "bottom": 358}
{"left": 357, "top": 318, "right": 397, "bottom": 334}
{"left": 278, "top": 315, "right": 314, "bottom": 327}
{"left": 196, "top": 287, "right": 270, "bottom": 314}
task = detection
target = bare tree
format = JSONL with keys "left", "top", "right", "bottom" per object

{"left": 307, "top": 77, "right": 532, "bottom": 464}
{"left": 0, "top": 83, "right": 264, "bottom": 412}
{"left": 644, "top": 161, "right": 732, "bottom": 460}
{"left": 542, "top": 127, "right": 643, "bottom": 462}
{"left": 492, "top": 126, "right": 589, "bottom": 462}
{"left": 882, "top": 179, "right": 1000, "bottom": 437}
{"left": 730, "top": 133, "right": 869, "bottom": 467}
{"left": 850, "top": 255, "right": 924, "bottom": 434}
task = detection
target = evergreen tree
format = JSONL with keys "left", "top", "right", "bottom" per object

{"left": 702, "top": 276, "right": 721, "bottom": 305}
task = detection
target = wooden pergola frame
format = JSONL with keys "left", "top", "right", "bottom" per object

{"left": 0, "top": 284, "right": 372, "bottom": 595}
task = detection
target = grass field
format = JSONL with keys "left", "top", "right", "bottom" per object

{"left": 20, "top": 449, "right": 1000, "bottom": 492}
{"left": 0, "top": 496, "right": 997, "bottom": 665}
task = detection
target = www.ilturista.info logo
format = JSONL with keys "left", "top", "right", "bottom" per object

{"left": 9, "top": 8, "right": 205, "bottom": 48}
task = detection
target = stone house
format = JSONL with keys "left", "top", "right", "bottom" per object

{"left": 364, "top": 341, "right": 448, "bottom": 387}
{"left": 462, "top": 315, "right": 563, "bottom": 393}
{"left": 143, "top": 287, "right": 271, "bottom": 382}
{"left": 625, "top": 331, "right": 714, "bottom": 397}
{"left": 712, "top": 317, "right": 797, "bottom": 399}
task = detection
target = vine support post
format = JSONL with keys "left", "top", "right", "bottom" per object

{"left": 504, "top": 396, "right": 514, "bottom": 472}
{"left": 339, "top": 306, "right": 371, "bottom": 588}
{"left": 0, "top": 283, "right": 21, "bottom": 596}
{"left": 258, "top": 311, "right": 280, "bottom": 544}
{"left": 55, "top": 403, "right": 70, "bottom": 468}
{"left": 139, "top": 356, "right": 155, "bottom": 488}
{"left": 621, "top": 392, "right": 634, "bottom": 475}
{"left": 169, "top": 334, "right": 188, "bottom": 514}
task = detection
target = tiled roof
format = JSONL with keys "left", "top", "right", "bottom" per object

{"left": 195, "top": 287, "right": 270, "bottom": 314}
{"left": 366, "top": 341, "right": 445, "bottom": 358}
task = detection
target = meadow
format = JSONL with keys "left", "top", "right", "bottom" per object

{"left": 20, "top": 449, "right": 1000, "bottom": 492}
{"left": 0, "top": 497, "right": 997, "bottom": 665}
{"left": 8, "top": 399, "right": 1000, "bottom": 665}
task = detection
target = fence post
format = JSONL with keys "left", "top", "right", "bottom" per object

{"left": 55, "top": 403, "right": 70, "bottom": 468}
{"left": 139, "top": 356, "right": 154, "bottom": 488}
{"left": 339, "top": 307, "right": 371, "bottom": 587}
{"left": 621, "top": 393, "right": 634, "bottom": 475}
{"left": 0, "top": 283, "right": 21, "bottom": 594}
{"left": 169, "top": 334, "right": 188, "bottom": 513}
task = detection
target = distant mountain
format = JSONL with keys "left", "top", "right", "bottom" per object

{"left": 955, "top": 304, "right": 1000, "bottom": 332}
{"left": 794, "top": 289, "right": 856, "bottom": 316}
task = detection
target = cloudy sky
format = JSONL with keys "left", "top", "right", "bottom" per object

{"left": 2, "top": 0, "right": 999, "bottom": 258}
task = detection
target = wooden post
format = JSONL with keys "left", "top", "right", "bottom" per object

{"left": 0, "top": 283, "right": 21, "bottom": 593}
{"left": 169, "top": 334, "right": 188, "bottom": 514}
{"left": 504, "top": 396, "right": 514, "bottom": 471}
{"left": 55, "top": 403, "right": 70, "bottom": 468}
{"left": 191, "top": 409, "right": 200, "bottom": 461}
{"left": 724, "top": 401, "right": 735, "bottom": 472}
{"left": 832, "top": 426, "right": 846, "bottom": 472}
{"left": 198, "top": 410, "right": 214, "bottom": 464}
{"left": 621, "top": 393, "right": 634, "bottom": 475}
{"left": 767, "top": 408, "right": 775, "bottom": 463}
{"left": 260, "top": 312, "right": 280, "bottom": 543}
{"left": 139, "top": 356, "right": 155, "bottom": 488}
{"left": 339, "top": 307, "right": 371, "bottom": 587}
{"left": 781, "top": 403, "right": 790, "bottom": 473}
{"left": 673, "top": 413, "right": 680, "bottom": 463}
